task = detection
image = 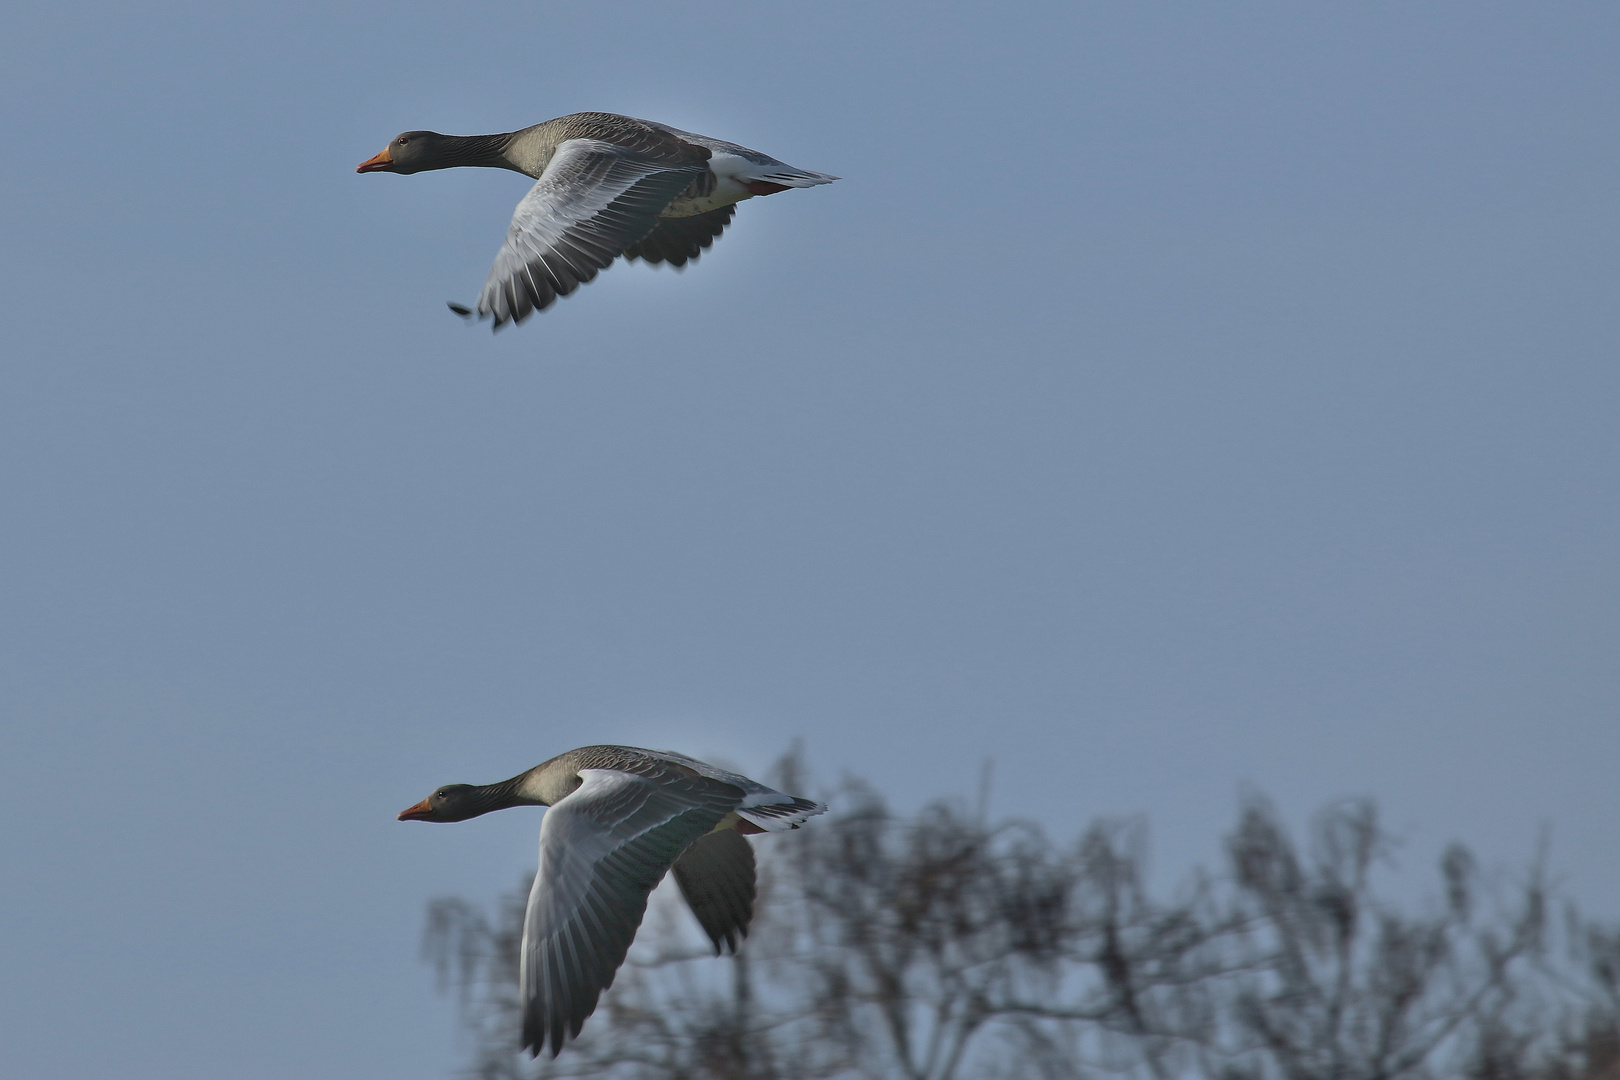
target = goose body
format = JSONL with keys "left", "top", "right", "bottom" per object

{"left": 357, "top": 112, "right": 838, "bottom": 328}
{"left": 398, "top": 745, "right": 825, "bottom": 1056}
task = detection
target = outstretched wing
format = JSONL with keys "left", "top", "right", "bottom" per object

{"left": 520, "top": 768, "right": 741, "bottom": 1057}
{"left": 622, "top": 205, "right": 736, "bottom": 268}
{"left": 671, "top": 827, "right": 757, "bottom": 954}
{"left": 478, "top": 137, "right": 710, "bottom": 327}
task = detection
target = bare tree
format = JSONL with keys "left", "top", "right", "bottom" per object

{"left": 1465, "top": 916, "right": 1620, "bottom": 1080}
{"left": 423, "top": 758, "right": 1618, "bottom": 1080}
{"left": 1187, "top": 797, "right": 1547, "bottom": 1079}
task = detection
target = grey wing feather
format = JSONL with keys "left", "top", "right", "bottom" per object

{"left": 640, "top": 122, "right": 783, "bottom": 167}
{"left": 639, "top": 121, "right": 839, "bottom": 184}
{"left": 671, "top": 827, "right": 757, "bottom": 954}
{"left": 521, "top": 768, "right": 742, "bottom": 1057}
{"left": 477, "top": 139, "right": 709, "bottom": 328}
{"left": 622, "top": 205, "right": 736, "bottom": 268}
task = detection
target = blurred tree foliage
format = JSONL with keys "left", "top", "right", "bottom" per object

{"left": 424, "top": 755, "right": 1620, "bottom": 1080}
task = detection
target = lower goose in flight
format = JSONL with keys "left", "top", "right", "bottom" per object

{"left": 357, "top": 112, "right": 838, "bottom": 328}
{"left": 398, "top": 744, "right": 826, "bottom": 1056}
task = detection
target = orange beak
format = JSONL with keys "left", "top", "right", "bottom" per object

{"left": 356, "top": 147, "right": 394, "bottom": 173}
{"left": 398, "top": 798, "right": 435, "bottom": 821}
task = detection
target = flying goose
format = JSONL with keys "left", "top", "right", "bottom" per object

{"left": 357, "top": 112, "right": 838, "bottom": 328}
{"left": 398, "top": 744, "right": 826, "bottom": 1056}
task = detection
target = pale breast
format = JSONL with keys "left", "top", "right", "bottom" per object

{"left": 662, "top": 171, "right": 753, "bottom": 218}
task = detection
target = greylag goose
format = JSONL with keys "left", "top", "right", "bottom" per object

{"left": 398, "top": 745, "right": 826, "bottom": 1056}
{"left": 357, "top": 112, "right": 838, "bottom": 328}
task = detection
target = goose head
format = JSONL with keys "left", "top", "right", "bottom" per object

{"left": 358, "top": 128, "right": 524, "bottom": 176}
{"left": 398, "top": 783, "right": 487, "bottom": 822}
{"left": 357, "top": 131, "right": 455, "bottom": 175}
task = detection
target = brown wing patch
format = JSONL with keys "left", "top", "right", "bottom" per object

{"left": 550, "top": 112, "right": 711, "bottom": 168}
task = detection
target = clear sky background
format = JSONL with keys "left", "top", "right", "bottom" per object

{"left": 2, "top": 3, "right": 1616, "bottom": 1077}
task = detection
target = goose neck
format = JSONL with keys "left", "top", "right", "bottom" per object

{"left": 436, "top": 131, "right": 524, "bottom": 171}
{"left": 471, "top": 773, "right": 545, "bottom": 814}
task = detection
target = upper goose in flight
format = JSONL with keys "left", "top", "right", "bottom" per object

{"left": 398, "top": 744, "right": 826, "bottom": 1057}
{"left": 357, "top": 112, "right": 838, "bottom": 328}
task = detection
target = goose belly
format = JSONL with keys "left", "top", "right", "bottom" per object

{"left": 661, "top": 171, "right": 753, "bottom": 218}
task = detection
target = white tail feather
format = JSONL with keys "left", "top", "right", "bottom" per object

{"left": 737, "top": 797, "right": 828, "bottom": 832}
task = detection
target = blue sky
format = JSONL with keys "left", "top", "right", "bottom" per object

{"left": 2, "top": 3, "right": 1617, "bottom": 1077}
